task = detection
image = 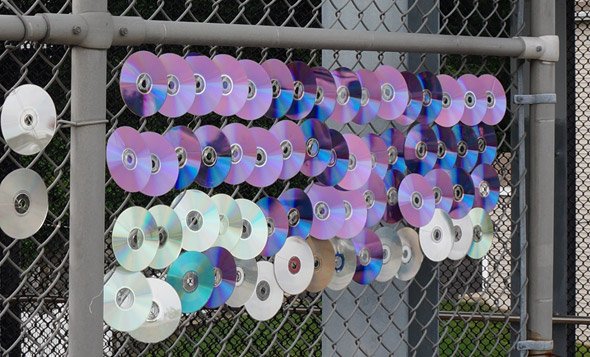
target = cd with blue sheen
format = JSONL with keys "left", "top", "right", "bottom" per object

{"left": 398, "top": 173, "right": 436, "bottom": 227}
{"left": 337, "top": 189, "right": 367, "bottom": 239}
{"left": 237, "top": 59, "right": 273, "bottom": 120}
{"left": 362, "top": 133, "right": 388, "bottom": 179}
{"left": 436, "top": 74, "right": 465, "bottom": 127}
{"left": 374, "top": 65, "right": 409, "bottom": 121}
{"left": 416, "top": 71, "right": 442, "bottom": 125}
{"left": 212, "top": 54, "right": 249, "bottom": 116}
{"left": 330, "top": 67, "right": 362, "bottom": 124}
{"left": 352, "top": 69, "right": 381, "bottom": 125}
{"left": 194, "top": 125, "right": 231, "bottom": 188}
{"left": 204, "top": 247, "right": 237, "bottom": 308}
{"left": 467, "top": 208, "right": 494, "bottom": 259}
{"left": 397, "top": 71, "right": 423, "bottom": 126}
{"left": 163, "top": 126, "right": 201, "bottom": 190}
{"left": 166, "top": 251, "right": 214, "bottom": 313}
{"left": 471, "top": 164, "right": 500, "bottom": 213}
{"left": 381, "top": 127, "right": 407, "bottom": 173}
{"left": 140, "top": 132, "right": 179, "bottom": 197}
{"left": 316, "top": 129, "right": 349, "bottom": 187}
{"left": 451, "top": 124, "right": 479, "bottom": 173}
{"left": 305, "top": 184, "right": 345, "bottom": 240}
{"left": 431, "top": 124, "right": 457, "bottom": 170}
{"left": 278, "top": 188, "right": 313, "bottom": 238}
{"left": 383, "top": 169, "right": 405, "bottom": 224}
{"left": 360, "top": 171, "right": 387, "bottom": 228}
{"left": 270, "top": 120, "right": 306, "bottom": 180}
{"left": 263, "top": 59, "right": 295, "bottom": 118}
{"left": 232, "top": 199, "right": 268, "bottom": 259}
{"left": 222, "top": 123, "right": 256, "bottom": 185}
{"left": 352, "top": 229, "right": 383, "bottom": 285}
{"left": 185, "top": 52, "right": 223, "bottom": 116}
{"left": 286, "top": 61, "right": 317, "bottom": 120}
{"left": 106, "top": 126, "right": 151, "bottom": 192}
{"left": 447, "top": 167, "right": 475, "bottom": 219}
{"left": 158, "top": 53, "right": 196, "bottom": 118}
{"left": 307, "top": 66, "right": 337, "bottom": 121}
{"left": 119, "top": 51, "right": 167, "bottom": 117}
{"left": 257, "top": 197, "right": 289, "bottom": 257}
{"left": 425, "top": 169, "right": 454, "bottom": 213}
{"left": 473, "top": 124, "right": 498, "bottom": 166}
{"left": 458, "top": 74, "right": 486, "bottom": 125}
{"left": 111, "top": 206, "right": 159, "bottom": 272}
{"left": 404, "top": 123, "right": 437, "bottom": 175}
{"left": 335, "top": 133, "right": 372, "bottom": 191}
{"left": 480, "top": 74, "right": 507, "bottom": 125}
{"left": 300, "top": 119, "right": 332, "bottom": 177}
{"left": 246, "top": 127, "right": 283, "bottom": 187}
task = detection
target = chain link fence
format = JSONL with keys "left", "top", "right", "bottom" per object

{"left": 0, "top": 0, "right": 527, "bottom": 356}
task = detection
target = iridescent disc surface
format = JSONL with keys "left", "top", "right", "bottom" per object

{"left": 352, "top": 69, "right": 381, "bottom": 125}
{"left": 471, "top": 164, "right": 500, "bottom": 213}
{"left": 307, "top": 66, "right": 337, "bottom": 121}
{"left": 226, "top": 258, "right": 258, "bottom": 308}
{"left": 419, "top": 208, "right": 454, "bottom": 262}
{"left": 172, "top": 189, "right": 220, "bottom": 252}
{"left": 148, "top": 205, "right": 183, "bottom": 270}
{"left": 163, "top": 126, "right": 201, "bottom": 190}
{"left": 237, "top": 59, "right": 273, "bottom": 120}
{"left": 300, "top": 119, "right": 332, "bottom": 177}
{"left": 330, "top": 67, "right": 362, "bottom": 124}
{"left": 106, "top": 126, "right": 151, "bottom": 192}
{"left": 111, "top": 206, "right": 159, "bottom": 271}
{"left": 451, "top": 124, "right": 479, "bottom": 173}
{"left": 140, "top": 132, "right": 179, "bottom": 197}
{"left": 473, "top": 124, "right": 498, "bottom": 166}
{"left": 424, "top": 169, "right": 454, "bottom": 213}
{"left": 416, "top": 71, "right": 442, "bottom": 125}
{"left": 436, "top": 74, "right": 465, "bottom": 127}
{"left": 449, "top": 215, "right": 474, "bottom": 260}
{"left": 359, "top": 171, "right": 387, "bottom": 227}
{"left": 458, "top": 74, "right": 486, "bottom": 125}
{"left": 274, "top": 236, "right": 314, "bottom": 294}
{"left": 158, "top": 53, "right": 196, "bottom": 118}
{"left": 316, "top": 129, "right": 349, "bottom": 187}
{"left": 270, "top": 120, "right": 306, "bottom": 180}
{"left": 327, "top": 238, "right": 356, "bottom": 290}
{"left": 232, "top": 199, "right": 268, "bottom": 260}
{"left": 480, "top": 74, "right": 507, "bottom": 125}
{"left": 467, "top": 207, "right": 494, "bottom": 259}
{"left": 337, "top": 189, "right": 368, "bottom": 239}
{"left": 204, "top": 247, "right": 237, "bottom": 308}
{"left": 211, "top": 194, "right": 242, "bottom": 251}
{"left": 306, "top": 237, "right": 336, "bottom": 292}
{"left": 396, "top": 227, "right": 423, "bottom": 281}
{"left": 119, "top": 51, "right": 167, "bottom": 117}
{"left": 166, "top": 251, "right": 214, "bottom": 313}
{"left": 398, "top": 173, "right": 436, "bottom": 227}
{"left": 246, "top": 127, "right": 283, "bottom": 187}
{"left": 305, "top": 184, "right": 345, "bottom": 240}
{"left": 262, "top": 59, "right": 294, "bottom": 118}
{"left": 186, "top": 52, "right": 223, "bottom": 116}
{"left": 352, "top": 229, "right": 383, "bottom": 285}
{"left": 212, "top": 54, "right": 249, "bottom": 116}
{"left": 375, "top": 225, "right": 403, "bottom": 282}
{"left": 257, "top": 197, "right": 289, "bottom": 257}
{"left": 404, "top": 123, "right": 437, "bottom": 175}
{"left": 431, "top": 124, "right": 457, "bottom": 170}
{"left": 381, "top": 127, "right": 407, "bottom": 173}
{"left": 245, "top": 261, "right": 283, "bottom": 321}
{"left": 278, "top": 188, "right": 313, "bottom": 238}
{"left": 286, "top": 61, "right": 317, "bottom": 120}
{"left": 222, "top": 123, "right": 256, "bottom": 185}
{"left": 335, "top": 133, "right": 372, "bottom": 191}
{"left": 447, "top": 168, "right": 475, "bottom": 219}
{"left": 383, "top": 169, "right": 405, "bottom": 225}
{"left": 194, "top": 125, "right": 231, "bottom": 188}
{"left": 362, "top": 133, "right": 388, "bottom": 179}
{"left": 103, "top": 267, "right": 152, "bottom": 332}
{"left": 397, "top": 71, "right": 423, "bottom": 126}
{"left": 374, "top": 65, "right": 409, "bottom": 120}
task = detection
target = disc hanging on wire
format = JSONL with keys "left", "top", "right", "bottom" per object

{"left": 274, "top": 236, "right": 314, "bottom": 295}
{"left": 103, "top": 267, "right": 152, "bottom": 332}
{"left": 448, "top": 215, "right": 474, "bottom": 260}
{"left": 245, "top": 261, "right": 284, "bottom": 321}
{"left": 158, "top": 53, "right": 196, "bottom": 118}
{"left": 335, "top": 133, "right": 372, "bottom": 191}
{"left": 467, "top": 207, "right": 494, "bottom": 259}
{"left": 418, "top": 208, "right": 454, "bottom": 262}
{"left": 374, "top": 65, "right": 409, "bottom": 121}
{"left": 300, "top": 118, "right": 332, "bottom": 177}
{"left": 337, "top": 188, "right": 368, "bottom": 239}
{"left": 139, "top": 132, "right": 179, "bottom": 197}
{"left": 424, "top": 169, "right": 454, "bottom": 213}
{"left": 257, "top": 197, "right": 289, "bottom": 257}
{"left": 316, "top": 129, "right": 349, "bottom": 187}
{"left": 237, "top": 59, "right": 273, "bottom": 120}
{"left": 307, "top": 66, "right": 337, "bottom": 121}
{"left": 352, "top": 69, "right": 381, "bottom": 125}
{"left": 270, "top": 120, "right": 306, "bottom": 180}
{"left": 327, "top": 238, "right": 356, "bottom": 291}
{"left": 436, "top": 74, "right": 464, "bottom": 127}
{"left": 226, "top": 258, "right": 258, "bottom": 308}
{"left": 286, "top": 61, "right": 317, "bottom": 120}
{"left": 119, "top": 51, "right": 167, "bottom": 117}
{"left": 211, "top": 194, "right": 242, "bottom": 251}
{"left": 231, "top": 199, "right": 268, "bottom": 260}
{"left": 375, "top": 225, "right": 403, "bottom": 283}
{"left": 204, "top": 247, "right": 237, "bottom": 308}
{"left": 111, "top": 206, "right": 159, "bottom": 272}
{"left": 106, "top": 126, "right": 151, "bottom": 193}
{"left": 352, "top": 229, "right": 383, "bottom": 285}
{"left": 431, "top": 124, "right": 457, "bottom": 170}
{"left": 163, "top": 126, "right": 201, "bottom": 190}
{"left": 381, "top": 127, "right": 407, "bottom": 173}
{"left": 383, "top": 169, "right": 405, "bottom": 225}
{"left": 148, "top": 205, "right": 184, "bottom": 270}
{"left": 447, "top": 168, "right": 475, "bottom": 220}
{"left": 305, "top": 184, "right": 345, "bottom": 240}
{"left": 398, "top": 173, "right": 436, "bottom": 227}
{"left": 212, "top": 54, "right": 249, "bottom": 117}
{"left": 479, "top": 74, "right": 507, "bottom": 125}
{"left": 416, "top": 71, "right": 443, "bottom": 125}
{"left": 396, "top": 71, "right": 423, "bottom": 126}
{"left": 451, "top": 124, "right": 479, "bottom": 173}
{"left": 222, "top": 123, "right": 257, "bottom": 185}
{"left": 278, "top": 188, "right": 313, "bottom": 239}
{"left": 262, "top": 59, "right": 295, "bottom": 119}
{"left": 471, "top": 163, "right": 500, "bottom": 213}
{"left": 194, "top": 125, "right": 231, "bottom": 188}
{"left": 246, "top": 127, "right": 283, "bottom": 188}
{"left": 404, "top": 123, "right": 437, "bottom": 175}
{"left": 185, "top": 52, "right": 223, "bottom": 116}
{"left": 330, "top": 67, "right": 362, "bottom": 124}
{"left": 360, "top": 171, "right": 387, "bottom": 228}
{"left": 362, "top": 133, "right": 389, "bottom": 180}
{"left": 473, "top": 124, "right": 498, "bottom": 166}
{"left": 396, "top": 227, "right": 423, "bottom": 281}
{"left": 166, "top": 251, "right": 214, "bottom": 313}
{"left": 306, "top": 237, "right": 336, "bottom": 293}
{"left": 458, "top": 74, "right": 486, "bottom": 125}
{"left": 172, "top": 189, "right": 220, "bottom": 252}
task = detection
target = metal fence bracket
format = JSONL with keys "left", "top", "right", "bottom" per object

{"left": 516, "top": 340, "right": 554, "bottom": 351}
{"left": 514, "top": 93, "right": 557, "bottom": 104}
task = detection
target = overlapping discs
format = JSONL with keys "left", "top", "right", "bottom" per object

{"left": 330, "top": 67, "right": 362, "bottom": 124}
{"left": 194, "top": 125, "right": 231, "bottom": 188}
{"left": 278, "top": 188, "right": 313, "bottom": 238}
{"left": 106, "top": 126, "right": 151, "bottom": 192}
{"left": 140, "top": 132, "right": 179, "bottom": 197}
{"left": 317, "top": 129, "right": 349, "bottom": 186}
{"left": 112, "top": 206, "right": 159, "bottom": 271}
{"left": 120, "top": 51, "right": 167, "bottom": 117}
{"left": 286, "top": 61, "right": 317, "bottom": 120}
{"left": 396, "top": 227, "right": 423, "bottom": 281}
{"left": 474, "top": 124, "right": 498, "bottom": 166}
{"left": 172, "top": 190, "right": 220, "bottom": 252}
{"left": 237, "top": 59, "right": 273, "bottom": 120}
{"left": 471, "top": 164, "right": 500, "bottom": 213}
{"left": 222, "top": 123, "right": 256, "bottom": 185}
{"left": 374, "top": 65, "right": 409, "bottom": 120}
{"left": 381, "top": 127, "right": 407, "bottom": 173}
{"left": 416, "top": 71, "right": 443, "bottom": 125}
{"left": 353, "top": 69, "right": 381, "bottom": 125}
{"left": 1, "top": 84, "right": 56, "bottom": 156}
{"left": 204, "top": 247, "right": 237, "bottom": 308}
{"left": 404, "top": 123, "right": 437, "bottom": 175}
{"left": 398, "top": 173, "right": 435, "bottom": 227}
{"left": 451, "top": 124, "right": 479, "bottom": 173}
{"left": 383, "top": 169, "right": 405, "bottom": 225}
{"left": 419, "top": 209, "right": 454, "bottom": 262}
{"left": 360, "top": 171, "right": 387, "bottom": 227}
{"left": 158, "top": 53, "right": 196, "bottom": 118}
{"left": 362, "top": 133, "right": 388, "bottom": 180}
{"left": 448, "top": 168, "right": 475, "bottom": 219}
{"left": 211, "top": 194, "right": 242, "bottom": 251}
{"left": 163, "top": 126, "right": 201, "bottom": 190}
{"left": 449, "top": 215, "right": 474, "bottom": 260}
{"left": 257, "top": 197, "right": 289, "bottom": 257}
{"left": 0, "top": 168, "right": 48, "bottom": 239}
{"left": 327, "top": 238, "right": 356, "bottom": 291}
{"left": 308, "top": 66, "right": 337, "bottom": 121}
{"left": 425, "top": 169, "right": 454, "bottom": 213}
{"left": 226, "top": 258, "right": 258, "bottom": 308}
{"left": 300, "top": 119, "right": 332, "bottom": 177}
{"left": 480, "top": 74, "right": 507, "bottom": 125}
{"left": 375, "top": 225, "right": 403, "bottom": 282}
{"left": 129, "top": 278, "right": 182, "bottom": 343}
{"left": 305, "top": 184, "right": 345, "bottom": 240}
{"left": 103, "top": 267, "right": 152, "bottom": 332}
{"left": 186, "top": 52, "right": 223, "bottom": 116}
{"left": 166, "top": 251, "right": 214, "bottom": 313}
{"left": 436, "top": 74, "right": 464, "bottom": 127}
{"left": 270, "top": 120, "right": 306, "bottom": 180}
{"left": 337, "top": 189, "right": 368, "bottom": 239}
{"left": 263, "top": 59, "right": 294, "bottom": 118}
{"left": 431, "top": 124, "right": 457, "bottom": 170}
{"left": 467, "top": 207, "right": 494, "bottom": 259}
{"left": 458, "top": 74, "right": 486, "bottom": 125}
{"left": 352, "top": 229, "right": 383, "bottom": 285}
{"left": 232, "top": 199, "right": 268, "bottom": 259}
{"left": 247, "top": 127, "right": 283, "bottom": 187}
{"left": 212, "top": 54, "right": 249, "bottom": 116}
{"left": 306, "top": 237, "right": 336, "bottom": 292}
{"left": 245, "top": 261, "right": 283, "bottom": 321}
{"left": 274, "top": 236, "right": 314, "bottom": 295}
{"left": 148, "top": 205, "right": 183, "bottom": 270}
{"left": 397, "top": 71, "right": 423, "bottom": 126}
{"left": 336, "top": 133, "right": 372, "bottom": 191}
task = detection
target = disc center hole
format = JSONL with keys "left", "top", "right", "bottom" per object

{"left": 122, "top": 148, "right": 138, "bottom": 170}
{"left": 115, "top": 287, "right": 135, "bottom": 310}
{"left": 294, "top": 81, "right": 304, "bottom": 100}
{"left": 359, "top": 247, "right": 371, "bottom": 266}
{"left": 231, "top": 143, "right": 243, "bottom": 164}
{"left": 280, "top": 140, "right": 293, "bottom": 160}
{"left": 256, "top": 147, "right": 267, "bottom": 167}
{"left": 202, "top": 146, "right": 218, "bottom": 167}
{"left": 271, "top": 79, "right": 281, "bottom": 98}
{"left": 454, "top": 225, "right": 462, "bottom": 242}
{"left": 167, "top": 74, "right": 180, "bottom": 96}
{"left": 194, "top": 74, "right": 206, "bottom": 95}
{"left": 383, "top": 246, "right": 390, "bottom": 264}
{"left": 348, "top": 154, "right": 357, "bottom": 171}
{"left": 127, "top": 228, "right": 144, "bottom": 250}
{"left": 477, "top": 137, "right": 486, "bottom": 153}
{"left": 182, "top": 271, "right": 198, "bottom": 293}
{"left": 402, "top": 245, "right": 412, "bottom": 264}
{"left": 453, "top": 184, "right": 464, "bottom": 202}
{"left": 236, "top": 267, "right": 244, "bottom": 285}
{"left": 14, "top": 193, "right": 30, "bottom": 215}
{"left": 158, "top": 226, "right": 168, "bottom": 247}
{"left": 287, "top": 208, "right": 300, "bottom": 227}
{"left": 186, "top": 210, "right": 204, "bottom": 232}
{"left": 416, "top": 141, "right": 427, "bottom": 160}
{"left": 315, "top": 86, "right": 324, "bottom": 104}
{"left": 479, "top": 181, "right": 490, "bottom": 198}
{"left": 314, "top": 257, "right": 321, "bottom": 270}
{"left": 257, "top": 280, "right": 270, "bottom": 300}
{"left": 213, "top": 267, "right": 222, "bottom": 287}
{"left": 381, "top": 83, "right": 395, "bottom": 102}
{"left": 423, "top": 89, "right": 432, "bottom": 106}
{"left": 343, "top": 200, "right": 352, "bottom": 220}
{"left": 22, "top": 114, "right": 35, "bottom": 128}
{"left": 387, "top": 146, "right": 398, "bottom": 165}
{"left": 288, "top": 256, "right": 301, "bottom": 274}
{"left": 176, "top": 147, "right": 188, "bottom": 168}
{"left": 457, "top": 141, "right": 468, "bottom": 157}
{"left": 334, "top": 252, "right": 345, "bottom": 272}
{"left": 314, "top": 201, "right": 330, "bottom": 220}
{"left": 411, "top": 191, "right": 423, "bottom": 209}
{"left": 136, "top": 73, "right": 153, "bottom": 94}
{"left": 306, "top": 138, "right": 320, "bottom": 158}
{"left": 473, "top": 225, "right": 483, "bottom": 242}
{"left": 486, "top": 91, "right": 495, "bottom": 108}
{"left": 336, "top": 86, "right": 350, "bottom": 105}
{"left": 150, "top": 153, "right": 161, "bottom": 174}
{"left": 361, "top": 87, "right": 369, "bottom": 106}
{"left": 266, "top": 217, "right": 275, "bottom": 235}
{"left": 442, "top": 93, "right": 451, "bottom": 108}
{"left": 247, "top": 80, "right": 257, "bottom": 100}
{"left": 437, "top": 141, "right": 447, "bottom": 159}
{"left": 433, "top": 187, "right": 442, "bottom": 204}
{"left": 327, "top": 148, "right": 337, "bottom": 167}
{"left": 364, "top": 190, "right": 375, "bottom": 208}
{"left": 387, "top": 187, "right": 398, "bottom": 206}
{"left": 432, "top": 227, "right": 442, "bottom": 243}
{"left": 241, "top": 219, "right": 252, "bottom": 239}
{"left": 465, "top": 91, "right": 476, "bottom": 109}
{"left": 221, "top": 74, "right": 234, "bottom": 96}
{"left": 146, "top": 301, "right": 160, "bottom": 322}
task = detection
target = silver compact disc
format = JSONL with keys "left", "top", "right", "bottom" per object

{"left": 449, "top": 215, "right": 474, "bottom": 260}
{"left": 274, "top": 236, "right": 314, "bottom": 295}
{"left": 172, "top": 190, "right": 220, "bottom": 252}
{"left": 148, "top": 205, "right": 184, "bottom": 270}
{"left": 418, "top": 208, "right": 454, "bottom": 262}
{"left": 211, "top": 194, "right": 242, "bottom": 251}
{"left": 226, "top": 258, "right": 258, "bottom": 308}
{"left": 111, "top": 206, "right": 159, "bottom": 272}
{"left": 327, "top": 238, "right": 356, "bottom": 291}
{"left": 467, "top": 207, "right": 494, "bottom": 259}
{"left": 231, "top": 199, "right": 268, "bottom": 260}
{"left": 306, "top": 237, "right": 336, "bottom": 293}
{"left": 396, "top": 227, "right": 423, "bottom": 281}
{"left": 103, "top": 267, "right": 152, "bottom": 332}
{"left": 245, "top": 261, "right": 284, "bottom": 321}
{"left": 375, "top": 225, "right": 403, "bottom": 283}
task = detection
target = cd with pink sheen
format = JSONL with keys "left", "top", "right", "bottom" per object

{"left": 359, "top": 171, "right": 387, "bottom": 228}
{"left": 436, "top": 74, "right": 465, "bottom": 127}
{"left": 185, "top": 52, "right": 223, "bottom": 116}
{"left": 335, "top": 134, "right": 372, "bottom": 191}
{"left": 246, "top": 127, "right": 283, "bottom": 187}
{"left": 362, "top": 133, "right": 388, "bottom": 179}
{"left": 119, "top": 51, "right": 167, "bottom": 117}
{"left": 458, "top": 74, "right": 486, "bottom": 125}
{"left": 451, "top": 124, "right": 479, "bottom": 173}
{"left": 381, "top": 127, "right": 407, "bottom": 173}
{"left": 237, "top": 59, "right": 272, "bottom": 120}
{"left": 431, "top": 124, "right": 457, "bottom": 170}
{"left": 447, "top": 167, "right": 475, "bottom": 219}
{"left": 383, "top": 169, "right": 405, "bottom": 224}
{"left": 351, "top": 228, "right": 383, "bottom": 284}
{"left": 352, "top": 69, "right": 381, "bottom": 125}
{"left": 473, "top": 124, "right": 498, "bottom": 166}
{"left": 416, "top": 71, "right": 442, "bottom": 125}
{"left": 270, "top": 120, "right": 306, "bottom": 180}
{"left": 374, "top": 65, "right": 408, "bottom": 120}
{"left": 305, "top": 184, "right": 345, "bottom": 240}
{"left": 194, "top": 125, "right": 231, "bottom": 188}
{"left": 425, "top": 169, "right": 454, "bottom": 213}
{"left": 479, "top": 74, "right": 507, "bottom": 125}
{"left": 222, "top": 123, "right": 256, "bottom": 185}
{"left": 307, "top": 66, "right": 337, "bottom": 121}
{"left": 300, "top": 119, "right": 332, "bottom": 177}
{"left": 139, "top": 132, "right": 179, "bottom": 197}
{"left": 106, "top": 126, "right": 151, "bottom": 192}
{"left": 158, "top": 53, "right": 196, "bottom": 118}
{"left": 396, "top": 72, "right": 423, "bottom": 126}
{"left": 257, "top": 197, "right": 289, "bottom": 257}
{"left": 286, "top": 61, "right": 317, "bottom": 120}
{"left": 398, "top": 173, "right": 436, "bottom": 227}
{"left": 212, "top": 54, "right": 249, "bottom": 116}
{"left": 330, "top": 67, "right": 362, "bottom": 124}
{"left": 471, "top": 163, "right": 500, "bottom": 213}
{"left": 262, "top": 59, "right": 294, "bottom": 119}
{"left": 278, "top": 188, "right": 313, "bottom": 238}
{"left": 316, "top": 129, "right": 349, "bottom": 187}
{"left": 404, "top": 123, "right": 437, "bottom": 175}
{"left": 337, "top": 189, "right": 367, "bottom": 239}
{"left": 163, "top": 126, "right": 201, "bottom": 190}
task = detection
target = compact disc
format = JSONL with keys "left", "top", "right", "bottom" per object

{"left": 158, "top": 53, "right": 196, "bottom": 118}
{"left": 1, "top": 84, "right": 56, "bottom": 155}
{"left": 362, "top": 133, "right": 388, "bottom": 179}
{"left": 103, "top": 267, "right": 152, "bottom": 332}
{"left": 397, "top": 71, "right": 423, "bottom": 126}
{"left": 467, "top": 207, "right": 494, "bottom": 259}
{"left": 337, "top": 189, "right": 367, "bottom": 239}
{"left": 447, "top": 168, "right": 475, "bottom": 219}
{"left": 458, "top": 74, "right": 486, "bottom": 125}
{"left": 140, "top": 132, "right": 179, "bottom": 197}
{"left": 381, "top": 127, "right": 407, "bottom": 173}
{"left": 305, "top": 184, "right": 345, "bottom": 240}
{"left": 404, "top": 123, "right": 437, "bottom": 175}
{"left": 473, "top": 124, "right": 497, "bottom": 166}
{"left": 194, "top": 125, "right": 231, "bottom": 188}
{"left": 204, "top": 247, "right": 237, "bottom": 308}
{"left": 237, "top": 59, "right": 273, "bottom": 120}
{"left": 257, "top": 197, "right": 289, "bottom": 257}
{"left": 185, "top": 52, "right": 223, "bottom": 116}
{"left": 375, "top": 225, "right": 403, "bottom": 282}
{"left": 307, "top": 66, "right": 337, "bottom": 121}
{"left": 374, "top": 65, "right": 409, "bottom": 120}
{"left": 278, "top": 188, "right": 313, "bottom": 238}
{"left": 300, "top": 118, "right": 332, "bottom": 177}
{"left": 111, "top": 206, "right": 159, "bottom": 271}
{"left": 128, "top": 278, "right": 182, "bottom": 343}
{"left": 163, "top": 126, "right": 201, "bottom": 190}
{"left": 398, "top": 173, "right": 436, "bottom": 227}
{"left": 148, "top": 205, "right": 183, "bottom": 270}
{"left": 226, "top": 258, "right": 258, "bottom": 308}
{"left": 316, "top": 129, "right": 349, "bottom": 186}
{"left": 306, "top": 237, "right": 336, "bottom": 292}
{"left": 286, "top": 61, "right": 317, "bottom": 120}
{"left": 327, "top": 238, "right": 356, "bottom": 291}
{"left": 383, "top": 169, "right": 405, "bottom": 225}
{"left": 212, "top": 54, "right": 249, "bottom": 116}
{"left": 451, "top": 124, "right": 479, "bottom": 173}
{"left": 471, "top": 164, "right": 500, "bottom": 213}
{"left": 106, "top": 126, "right": 151, "bottom": 192}
{"left": 419, "top": 208, "right": 454, "bottom": 262}
{"left": 172, "top": 189, "right": 220, "bottom": 252}
{"left": 436, "top": 74, "right": 464, "bottom": 127}
{"left": 270, "top": 120, "right": 307, "bottom": 180}
{"left": 330, "top": 67, "right": 362, "bottom": 124}
{"left": 119, "top": 51, "right": 167, "bottom": 117}
{"left": 424, "top": 169, "right": 454, "bottom": 213}
{"left": 352, "top": 69, "right": 381, "bottom": 125}
{"left": 246, "top": 127, "right": 283, "bottom": 187}
{"left": 274, "top": 236, "right": 314, "bottom": 295}
{"left": 396, "top": 227, "right": 423, "bottom": 281}
{"left": 0, "top": 168, "right": 48, "bottom": 239}
{"left": 335, "top": 133, "right": 372, "bottom": 191}
{"left": 222, "top": 123, "right": 256, "bottom": 185}
{"left": 360, "top": 171, "right": 387, "bottom": 227}
{"left": 352, "top": 229, "right": 383, "bottom": 285}
{"left": 211, "top": 194, "right": 242, "bottom": 251}
{"left": 431, "top": 124, "right": 457, "bottom": 170}
{"left": 232, "top": 199, "right": 268, "bottom": 259}
{"left": 166, "top": 251, "right": 214, "bottom": 313}
{"left": 262, "top": 59, "right": 294, "bottom": 118}
{"left": 480, "top": 74, "right": 507, "bottom": 125}
{"left": 245, "top": 261, "right": 283, "bottom": 321}
{"left": 416, "top": 71, "right": 442, "bottom": 125}
{"left": 448, "top": 215, "right": 474, "bottom": 260}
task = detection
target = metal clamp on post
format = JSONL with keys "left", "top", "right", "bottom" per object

{"left": 513, "top": 93, "right": 557, "bottom": 105}
{"left": 516, "top": 340, "right": 554, "bottom": 352}
{"left": 518, "top": 35, "right": 560, "bottom": 62}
